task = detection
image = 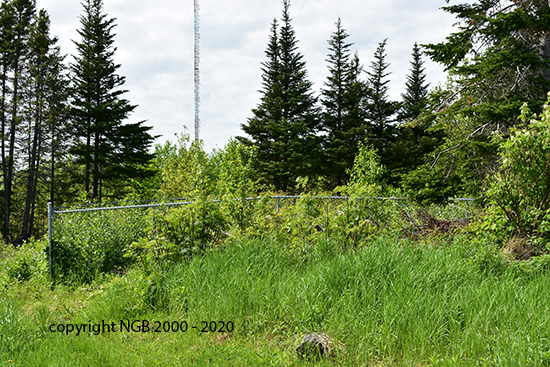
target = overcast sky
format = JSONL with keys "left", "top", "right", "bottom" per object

{"left": 35, "top": 0, "right": 462, "bottom": 151}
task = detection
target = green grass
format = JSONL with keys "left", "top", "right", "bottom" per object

{"left": 2, "top": 235, "right": 550, "bottom": 366}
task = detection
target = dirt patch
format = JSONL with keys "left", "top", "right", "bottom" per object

{"left": 502, "top": 237, "right": 542, "bottom": 260}
{"left": 408, "top": 210, "right": 468, "bottom": 240}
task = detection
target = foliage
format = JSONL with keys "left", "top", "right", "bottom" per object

{"left": 1, "top": 0, "right": 36, "bottom": 243}
{"left": 238, "top": 0, "right": 321, "bottom": 192}
{"left": 422, "top": 0, "right": 550, "bottom": 191}
{"left": 363, "top": 39, "right": 400, "bottom": 163}
{"left": 154, "top": 132, "right": 217, "bottom": 199}
{"left": 386, "top": 43, "right": 445, "bottom": 189}
{"left": 398, "top": 43, "right": 429, "bottom": 122}
{"left": 1, "top": 238, "right": 47, "bottom": 284}
{"left": 484, "top": 93, "right": 550, "bottom": 247}
{"left": 125, "top": 200, "right": 227, "bottom": 271}
{"left": 320, "top": 18, "right": 367, "bottom": 187}
{"left": 51, "top": 206, "right": 147, "bottom": 283}
{"left": 402, "top": 163, "right": 461, "bottom": 206}
{"left": 212, "top": 139, "right": 257, "bottom": 231}
{"left": 400, "top": 84, "right": 486, "bottom": 202}
{"left": 123, "top": 138, "right": 257, "bottom": 269}
{"left": 341, "top": 140, "right": 385, "bottom": 197}
{"left": 0, "top": 0, "right": 72, "bottom": 243}
{"left": 69, "top": 0, "right": 155, "bottom": 201}
{"left": 238, "top": 144, "right": 406, "bottom": 251}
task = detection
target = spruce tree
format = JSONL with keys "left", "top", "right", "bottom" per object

{"left": 239, "top": 0, "right": 319, "bottom": 192}
{"left": 0, "top": 1, "right": 15, "bottom": 239}
{"left": 388, "top": 43, "right": 444, "bottom": 188}
{"left": 18, "top": 9, "right": 53, "bottom": 242}
{"left": 363, "top": 39, "right": 400, "bottom": 175}
{"left": 43, "top": 32, "right": 70, "bottom": 206}
{"left": 399, "top": 43, "right": 429, "bottom": 122}
{"left": 320, "top": 18, "right": 366, "bottom": 187}
{"left": 423, "top": 0, "right": 550, "bottom": 193}
{"left": 1, "top": 0, "right": 35, "bottom": 240}
{"left": 70, "top": 0, "right": 155, "bottom": 201}
{"left": 16, "top": 8, "right": 70, "bottom": 241}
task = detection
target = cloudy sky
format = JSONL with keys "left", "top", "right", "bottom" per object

{"left": 35, "top": 0, "right": 462, "bottom": 151}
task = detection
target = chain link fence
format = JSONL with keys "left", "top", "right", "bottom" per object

{"left": 47, "top": 196, "right": 476, "bottom": 281}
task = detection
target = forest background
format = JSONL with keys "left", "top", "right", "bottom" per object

{"left": 1, "top": 0, "right": 550, "bottom": 249}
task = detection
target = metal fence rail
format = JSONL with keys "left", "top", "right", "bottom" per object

{"left": 47, "top": 196, "right": 475, "bottom": 277}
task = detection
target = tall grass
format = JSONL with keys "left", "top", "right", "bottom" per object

{"left": 55, "top": 235, "right": 550, "bottom": 365}
{"left": 167, "top": 236, "right": 550, "bottom": 365}
{"left": 4, "top": 234, "right": 550, "bottom": 365}
{"left": 49, "top": 195, "right": 475, "bottom": 285}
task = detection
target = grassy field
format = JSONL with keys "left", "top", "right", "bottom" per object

{"left": 2, "top": 233, "right": 550, "bottom": 366}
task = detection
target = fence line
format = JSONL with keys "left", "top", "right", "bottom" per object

{"left": 47, "top": 196, "right": 476, "bottom": 277}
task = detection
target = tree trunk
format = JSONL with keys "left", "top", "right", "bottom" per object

{"left": 1, "top": 64, "right": 9, "bottom": 240}
{"left": 5, "top": 52, "right": 20, "bottom": 242}
{"left": 92, "top": 128, "right": 100, "bottom": 200}
{"left": 19, "top": 89, "right": 42, "bottom": 243}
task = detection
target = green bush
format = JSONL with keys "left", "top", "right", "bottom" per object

{"left": 1, "top": 239, "right": 48, "bottom": 284}
{"left": 402, "top": 164, "right": 461, "bottom": 206}
{"left": 485, "top": 92, "right": 550, "bottom": 249}
{"left": 51, "top": 207, "right": 147, "bottom": 283}
{"left": 125, "top": 199, "right": 227, "bottom": 270}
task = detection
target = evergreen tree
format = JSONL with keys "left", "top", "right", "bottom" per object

{"left": 17, "top": 8, "right": 49, "bottom": 242}
{"left": 0, "top": 0, "right": 35, "bottom": 241}
{"left": 399, "top": 43, "right": 429, "bottom": 122}
{"left": 0, "top": 1, "right": 16, "bottom": 239}
{"left": 238, "top": 0, "right": 319, "bottom": 192}
{"left": 70, "top": 0, "right": 155, "bottom": 201}
{"left": 388, "top": 43, "right": 444, "bottom": 189}
{"left": 43, "top": 33, "right": 70, "bottom": 207}
{"left": 423, "top": 0, "right": 550, "bottom": 193}
{"left": 16, "top": 8, "right": 69, "bottom": 242}
{"left": 363, "top": 39, "right": 400, "bottom": 177}
{"left": 320, "top": 18, "right": 366, "bottom": 187}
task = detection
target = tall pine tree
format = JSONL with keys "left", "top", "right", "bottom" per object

{"left": 388, "top": 43, "right": 444, "bottom": 189}
{"left": 363, "top": 39, "right": 400, "bottom": 182}
{"left": 399, "top": 43, "right": 429, "bottom": 122}
{"left": 320, "top": 18, "right": 366, "bottom": 187}
{"left": 15, "top": 8, "right": 70, "bottom": 242}
{"left": 17, "top": 9, "right": 53, "bottom": 242}
{"left": 0, "top": 0, "right": 16, "bottom": 240}
{"left": 70, "top": 0, "right": 155, "bottom": 201}
{"left": 238, "top": 0, "right": 319, "bottom": 192}
{"left": 1, "top": 0, "right": 35, "bottom": 241}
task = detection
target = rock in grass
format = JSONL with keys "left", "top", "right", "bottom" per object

{"left": 296, "top": 333, "right": 333, "bottom": 361}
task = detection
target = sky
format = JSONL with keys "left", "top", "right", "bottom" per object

{"left": 35, "top": 0, "right": 463, "bottom": 152}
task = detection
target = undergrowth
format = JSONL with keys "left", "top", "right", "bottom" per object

{"left": 2, "top": 233, "right": 550, "bottom": 366}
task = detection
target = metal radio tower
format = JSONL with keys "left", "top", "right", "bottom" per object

{"left": 194, "top": 0, "right": 200, "bottom": 141}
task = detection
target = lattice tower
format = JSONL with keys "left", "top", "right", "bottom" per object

{"left": 194, "top": 0, "right": 200, "bottom": 141}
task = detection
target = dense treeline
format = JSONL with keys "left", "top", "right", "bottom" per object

{"left": 238, "top": 1, "right": 443, "bottom": 194}
{"left": 239, "top": 0, "right": 550, "bottom": 203}
{"left": 2, "top": 0, "right": 550, "bottom": 247}
{"left": 0, "top": 0, "right": 155, "bottom": 243}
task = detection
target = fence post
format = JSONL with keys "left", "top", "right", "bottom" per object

{"left": 276, "top": 196, "right": 280, "bottom": 214}
{"left": 47, "top": 202, "right": 53, "bottom": 278}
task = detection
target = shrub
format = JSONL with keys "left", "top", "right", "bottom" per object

{"left": 402, "top": 164, "right": 461, "bottom": 206}
{"left": 485, "top": 92, "right": 550, "bottom": 249}
{"left": 125, "top": 199, "right": 227, "bottom": 270}
{"left": 1, "top": 239, "right": 48, "bottom": 284}
{"left": 51, "top": 206, "right": 147, "bottom": 283}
